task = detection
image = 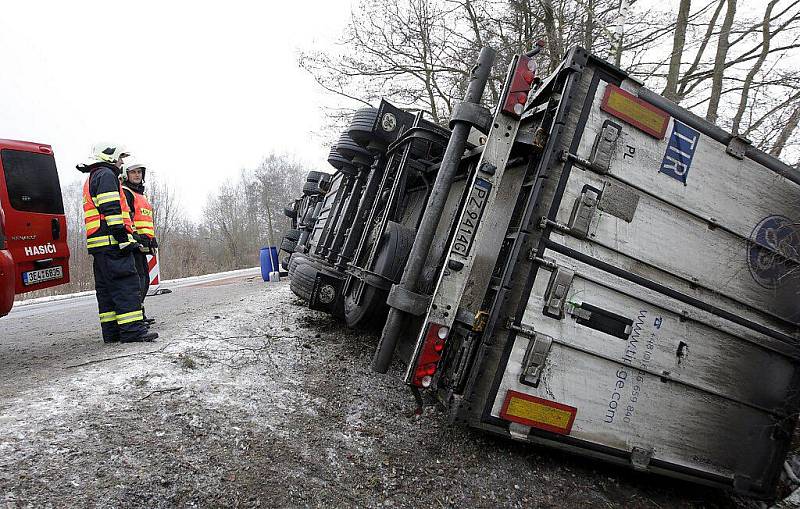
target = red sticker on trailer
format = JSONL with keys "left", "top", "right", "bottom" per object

{"left": 500, "top": 390, "right": 577, "bottom": 435}
{"left": 600, "top": 84, "right": 670, "bottom": 139}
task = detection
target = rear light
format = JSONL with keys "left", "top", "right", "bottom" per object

{"left": 501, "top": 55, "right": 537, "bottom": 118}
{"left": 411, "top": 323, "right": 450, "bottom": 387}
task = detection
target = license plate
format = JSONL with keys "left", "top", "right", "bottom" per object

{"left": 22, "top": 266, "right": 63, "bottom": 286}
{"left": 451, "top": 178, "right": 492, "bottom": 257}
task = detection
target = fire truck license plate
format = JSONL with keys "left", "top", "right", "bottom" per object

{"left": 452, "top": 178, "right": 492, "bottom": 257}
{"left": 22, "top": 266, "right": 63, "bottom": 286}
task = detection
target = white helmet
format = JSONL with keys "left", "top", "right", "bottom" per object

{"left": 92, "top": 142, "right": 130, "bottom": 165}
{"left": 122, "top": 159, "right": 147, "bottom": 183}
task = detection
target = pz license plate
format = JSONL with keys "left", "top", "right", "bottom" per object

{"left": 451, "top": 178, "right": 492, "bottom": 257}
{"left": 22, "top": 266, "right": 63, "bottom": 286}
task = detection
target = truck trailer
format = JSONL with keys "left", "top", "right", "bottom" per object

{"left": 369, "top": 46, "right": 800, "bottom": 498}
{"left": 288, "top": 43, "right": 800, "bottom": 497}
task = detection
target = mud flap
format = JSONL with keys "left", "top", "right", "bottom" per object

{"left": 310, "top": 271, "right": 345, "bottom": 317}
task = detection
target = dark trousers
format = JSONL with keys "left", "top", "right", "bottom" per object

{"left": 92, "top": 250, "right": 146, "bottom": 341}
{"left": 134, "top": 251, "right": 149, "bottom": 308}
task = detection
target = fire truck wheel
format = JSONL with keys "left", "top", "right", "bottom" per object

{"left": 344, "top": 221, "right": 414, "bottom": 328}
{"left": 289, "top": 260, "right": 318, "bottom": 301}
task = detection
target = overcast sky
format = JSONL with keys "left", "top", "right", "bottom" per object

{"left": 0, "top": 1, "right": 353, "bottom": 220}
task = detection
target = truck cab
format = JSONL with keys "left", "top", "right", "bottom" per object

{"left": 0, "top": 139, "right": 70, "bottom": 315}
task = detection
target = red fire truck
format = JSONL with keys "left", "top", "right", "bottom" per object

{"left": 0, "top": 139, "right": 71, "bottom": 317}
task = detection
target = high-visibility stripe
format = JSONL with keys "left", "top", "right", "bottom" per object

{"left": 85, "top": 219, "right": 102, "bottom": 230}
{"left": 117, "top": 310, "right": 143, "bottom": 325}
{"left": 94, "top": 191, "right": 120, "bottom": 205}
{"left": 105, "top": 213, "right": 124, "bottom": 226}
{"left": 136, "top": 227, "right": 155, "bottom": 236}
{"left": 99, "top": 311, "right": 117, "bottom": 323}
{"left": 87, "top": 235, "right": 119, "bottom": 248}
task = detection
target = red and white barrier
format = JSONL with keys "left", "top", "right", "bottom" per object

{"left": 146, "top": 252, "right": 161, "bottom": 296}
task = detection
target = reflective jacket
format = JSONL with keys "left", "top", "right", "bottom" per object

{"left": 122, "top": 185, "right": 155, "bottom": 239}
{"left": 82, "top": 165, "right": 135, "bottom": 252}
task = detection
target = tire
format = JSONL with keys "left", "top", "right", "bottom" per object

{"left": 337, "top": 133, "right": 371, "bottom": 161}
{"left": 289, "top": 259, "right": 319, "bottom": 301}
{"left": 348, "top": 108, "right": 379, "bottom": 147}
{"left": 281, "top": 237, "right": 297, "bottom": 254}
{"left": 285, "top": 228, "right": 301, "bottom": 242}
{"left": 306, "top": 170, "right": 326, "bottom": 183}
{"left": 344, "top": 221, "right": 415, "bottom": 328}
{"left": 288, "top": 253, "right": 307, "bottom": 278}
{"left": 303, "top": 181, "right": 321, "bottom": 195}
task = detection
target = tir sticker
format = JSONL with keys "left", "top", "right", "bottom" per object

{"left": 659, "top": 120, "right": 700, "bottom": 185}
{"left": 747, "top": 215, "right": 800, "bottom": 289}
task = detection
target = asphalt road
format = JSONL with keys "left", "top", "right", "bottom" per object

{"left": 0, "top": 268, "right": 260, "bottom": 402}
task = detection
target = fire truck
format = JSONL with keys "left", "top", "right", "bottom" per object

{"left": 285, "top": 45, "right": 800, "bottom": 497}
{"left": 0, "top": 139, "right": 71, "bottom": 317}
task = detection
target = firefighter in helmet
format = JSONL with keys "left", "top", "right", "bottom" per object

{"left": 121, "top": 159, "right": 158, "bottom": 325}
{"left": 77, "top": 143, "right": 158, "bottom": 343}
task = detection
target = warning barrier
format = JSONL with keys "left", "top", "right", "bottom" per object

{"left": 146, "top": 252, "right": 161, "bottom": 296}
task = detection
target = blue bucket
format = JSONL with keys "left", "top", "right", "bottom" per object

{"left": 259, "top": 246, "right": 279, "bottom": 281}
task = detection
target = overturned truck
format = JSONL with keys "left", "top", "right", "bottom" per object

{"left": 285, "top": 45, "right": 800, "bottom": 498}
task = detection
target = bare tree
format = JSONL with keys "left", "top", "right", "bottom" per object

{"left": 663, "top": 0, "right": 691, "bottom": 101}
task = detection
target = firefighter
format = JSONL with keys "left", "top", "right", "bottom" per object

{"left": 77, "top": 143, "right": 158, "bottom": 343}
{"left": 121, "top": 159, "right": 158, "bottom": 325}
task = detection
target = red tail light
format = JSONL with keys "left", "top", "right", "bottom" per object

{"left": 501, "top": 55, "right": 537, "bottom": 118}
{"left": 411, "top": 323, "right": 450, "bottom": 388}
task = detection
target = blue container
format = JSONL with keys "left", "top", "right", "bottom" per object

{"left": 260, "top": 246, "right": 280, "bottom": 281}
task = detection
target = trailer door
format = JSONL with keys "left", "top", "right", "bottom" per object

{"left": 0, "top": 143, "right": 70, "bottom": 293}
{"left": 485, "top": 64, "right": 800, "bottom": 497}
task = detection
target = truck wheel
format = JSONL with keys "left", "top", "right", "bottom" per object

{"left": 281, "top": 237, "right": 297, "bottom": 254}
{"left": 289, "top": 260, "right": 318, "bottom": 301}
{"left": 303, "top": 181, "right": 321, "bottom": 195}
{"left": 344, "top": 221, "right": 414, "bottom": 328}
{"left": 288, "top": 253, "right": 307, "bottom": 277}
{"left": 285, "top": 228, "right": 301, "bottom": 242}
{"left": 337, "top": 133, "right": 372, "bottom": 163}
{"left": 306, "top": 171, "right": 326, "bottom": 183}
{"left": 347, "top": 108, "right": 379, "bottom": 148}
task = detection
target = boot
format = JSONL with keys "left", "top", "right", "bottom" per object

{"left": 121, "top": 331, "right": 158, "bottom": 343}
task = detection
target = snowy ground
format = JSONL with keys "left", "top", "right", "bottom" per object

{"left": 0, "top": 275, "right": 768, "bottom": 507}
